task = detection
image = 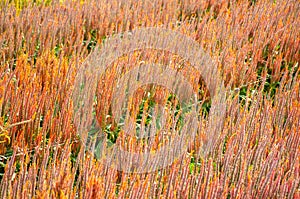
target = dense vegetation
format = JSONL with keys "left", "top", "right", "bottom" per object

{"left": 0, "top": 0, "right": 299, "bottom": 198}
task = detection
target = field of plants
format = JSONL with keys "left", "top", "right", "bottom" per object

{"left": 0, "top": 0, "right": 299, "bottom": 198}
